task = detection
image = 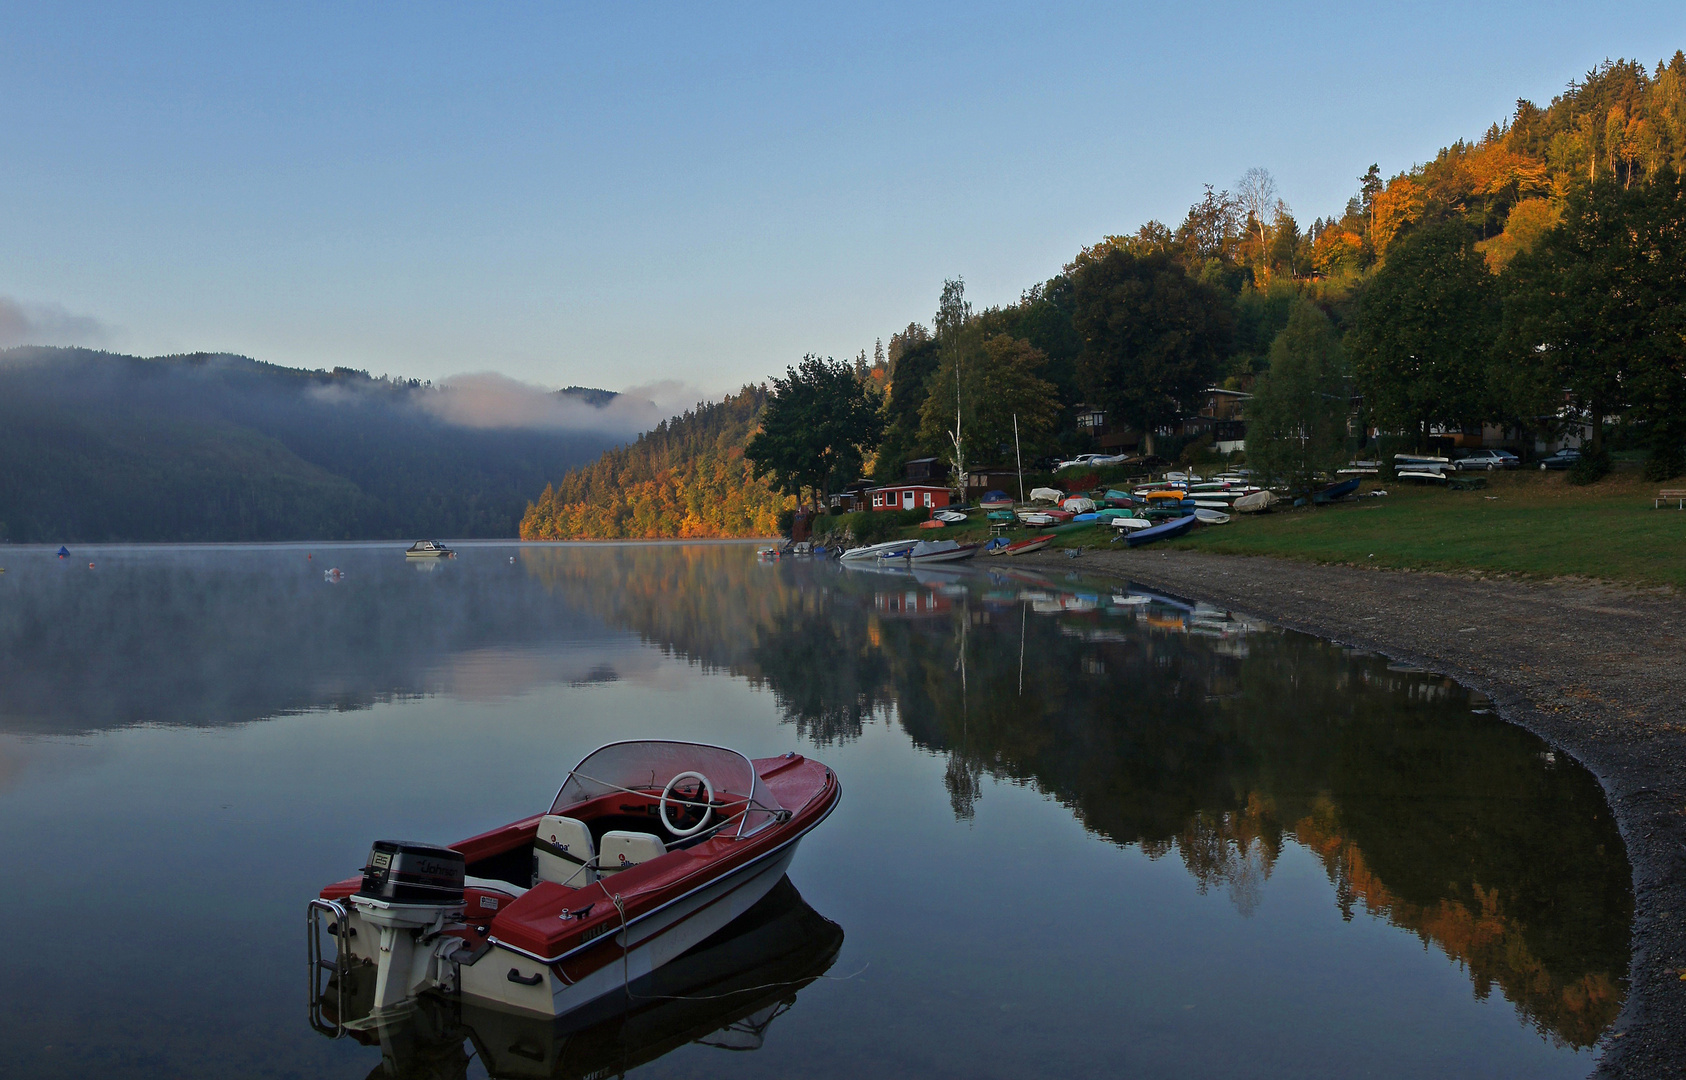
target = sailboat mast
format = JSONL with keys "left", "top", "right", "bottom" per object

{"left": 1013, "top": 413, "right": 1024, "bottom": 503}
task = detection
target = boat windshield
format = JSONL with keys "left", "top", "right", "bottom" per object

{"left": 551, "top": 741, "right": 785, "bottom": 838}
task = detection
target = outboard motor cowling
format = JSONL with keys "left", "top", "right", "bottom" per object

{"left": 346, "top": 841, "right": 468, "bottom": 1013}
{"left": 357, "top": 841, "right": 465, "bottom": 906}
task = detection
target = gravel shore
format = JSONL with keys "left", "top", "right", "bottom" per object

{"left": 1024, "top": 547, "right": 1686, "bottom": 1078}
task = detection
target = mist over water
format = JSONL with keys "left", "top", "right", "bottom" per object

{"left": 0, "top": 542, "right": 1629, "bottom": 1078}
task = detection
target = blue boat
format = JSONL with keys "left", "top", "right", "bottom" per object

{"left": 1124, "top": 513, "right": 1197, "bottom": 548}
{"left": 1312, "top": 477, "right": 1362, "bottom": 504}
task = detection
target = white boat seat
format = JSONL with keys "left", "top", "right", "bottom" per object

{"left": 534, "top": 814, "right": 597, "bottom": 887}
{"left": 598, "top": 831, "right": 666, "bottom": 876}
{"left": 463, "top": 875, "right": 529, "bottom": 898}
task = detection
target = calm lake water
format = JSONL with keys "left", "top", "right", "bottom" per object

{"left": 0, "top": 541, "right": 1630, "bottom": 1079}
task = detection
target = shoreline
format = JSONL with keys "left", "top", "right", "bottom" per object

{"left": 1022, "top": 547, "right": 1686, "bottom": 1079}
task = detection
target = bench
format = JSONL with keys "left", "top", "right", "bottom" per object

{"left": 1655, "top": 489, "right": 1686, "bottom": 509}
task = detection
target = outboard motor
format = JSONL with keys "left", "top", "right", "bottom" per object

{"left": 348, "top": 841, "right": 466, "bottom": 1012}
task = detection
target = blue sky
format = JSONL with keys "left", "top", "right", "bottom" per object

{"left": 1, "top": 2, "right": 1681, "bottom": 404}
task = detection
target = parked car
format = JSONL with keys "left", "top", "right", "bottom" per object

{"left": 1539, "top": 448, "right": 1583, "bottom": 470}
{"left": 1454, "top": 449, "right": 1519, "bottom": 471}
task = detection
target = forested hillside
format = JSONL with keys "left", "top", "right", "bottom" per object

{"left": 0, "top": 348, "right": 619, "bottom": 542}
{"left": 519, "top": 387, "right": 793, "bottom": 539}
{"left": 524, "top": 51, "right": 1686, "bottom": 535}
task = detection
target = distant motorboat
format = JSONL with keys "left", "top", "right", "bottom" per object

{"left": 405, "top": 540, "right": 456, "bottom": 559}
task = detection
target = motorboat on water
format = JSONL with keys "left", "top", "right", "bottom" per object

{"left": 312, "top": 876, "right": 844, "bottom": 1073}
{"left": 308, "top": 740, "right": 840, "bottom": 1023}
{"left": 840, "top": 540, "right": 918, "bottom": 561}
{"left": 406, "top": 540, "right": 457, "bottom": 559}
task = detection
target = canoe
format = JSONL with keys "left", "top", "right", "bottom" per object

{"left": 917, "top": 519, "right": 947, "bottom": 529}
{"left": 1046, "top": 509, "right": 1074, "bottom": 522}
{"left": 1124, "top": 514, "right": 1197, "bottom": 547}
{"left": 1109, "top": 516, "right": 1154, "bottom": 532}
{"left": 1232, "top": 490, "right": 1277, "bottom": 514}
{"left": 1072, "top": 512, "right": 1100, "bottom": 522}
{"left": 933, "top": 509, "right": 969, "bottom": 523}
{"left": 1143, "top": 490, "right": 1188, "bottom": 502}
{"left": 1397, "top": 470, "right": 1448, "bottom": 482}
{"left": 1004, "top": 533, "right": 1056, "bottom": 556}
{"left": 1018, "top": 512, "right": 1056, "bottom": 526}
{"left": 1194, "top": 508, "right": 1231, "bottom": 524}
{"left": 986, "top": 510, "right": 1016, "bottom": 523}
{"left": 1312, "top": 477, "right": 1361, "bottom": 503}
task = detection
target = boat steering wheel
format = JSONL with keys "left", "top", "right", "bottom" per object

{"left": 660, "top": 771, "right": 714, "bottom": 837}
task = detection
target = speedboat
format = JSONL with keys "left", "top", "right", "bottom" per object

{"left": 406, "top": 540, "right": 457, "bottom": 559}
{"left": 840, "top": 539, "right": 919, "bottom": 561}
{"left": 308, "top": 740, "right": 840, "bottom": 1021}
{"left": 979, "top": 490, "right": 1014, "bottom": 510}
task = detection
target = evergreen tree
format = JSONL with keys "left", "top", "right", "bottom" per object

{"left": 1245, "top": 302, "right": 1351, "bottom": 491}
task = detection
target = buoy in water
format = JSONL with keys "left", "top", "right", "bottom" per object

{"left": 88, "top": 562, "right": 95, "bottom": 569}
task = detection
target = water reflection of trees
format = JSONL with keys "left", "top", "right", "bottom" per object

{"left": 524, "top": 545, "right": 1631, "bottom": 1048}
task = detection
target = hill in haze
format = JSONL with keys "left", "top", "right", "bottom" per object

{"left": 0, "top": 347, "right": 629, "bottom": 543}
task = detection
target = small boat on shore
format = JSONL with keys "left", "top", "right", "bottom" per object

{"left": 980, "top": 491, "right": 1014, "bottom": 510}
{"left": 909, "top": 539, "right": 980, "bottom": 564}
{"left": 1194, "top": 508, "right": 1231, "bottom": 524}
{"left": 308, "top": 740, "right": 840, "bottom": 1021}
{"left": 1124, "top": 514, "right": 1197, "bottom": 547}
{"left": 1312, "top": 477, "right": 1362, "bottom": 503}
{"left": 1004, "top": 533, "right": 1056, "bottom": 556}
{"left": 1110, "top": 516, "right": 1154, "bottom": 532}
{"left": 405, "top": 540, "right": 456, "bottom": 559}
{"left": 1233, "top": 490, "right": 1277, "bottom": 514}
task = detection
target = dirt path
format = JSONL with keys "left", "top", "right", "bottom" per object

{"left": 1023, "top": 547, "right": 1686, "bottom": 1078}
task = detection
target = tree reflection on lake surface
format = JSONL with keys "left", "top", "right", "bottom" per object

{"left": 0, "top": 542, "right": 1631, "bottom": 1078}
{"left": 521, "top": 545, "right": 1631, "bottom": 1051}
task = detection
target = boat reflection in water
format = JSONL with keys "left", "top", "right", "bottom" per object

{"left": 315, "top": 877, "right": 842, "bottom": 1079}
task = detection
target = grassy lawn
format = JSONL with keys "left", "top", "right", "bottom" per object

{"left": 863, "top": 465, "right": 1686, "bottom": 588}
{"left": 1096, "top": 467, "right": 1686, "bottom": 589}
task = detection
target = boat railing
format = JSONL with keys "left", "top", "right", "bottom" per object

{"left": 307, "top": 897, "right": 351, "bottom": 1039}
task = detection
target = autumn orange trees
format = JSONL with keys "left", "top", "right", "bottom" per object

{"left": 519, "top": 387, "right": 793, "bottom": 540}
